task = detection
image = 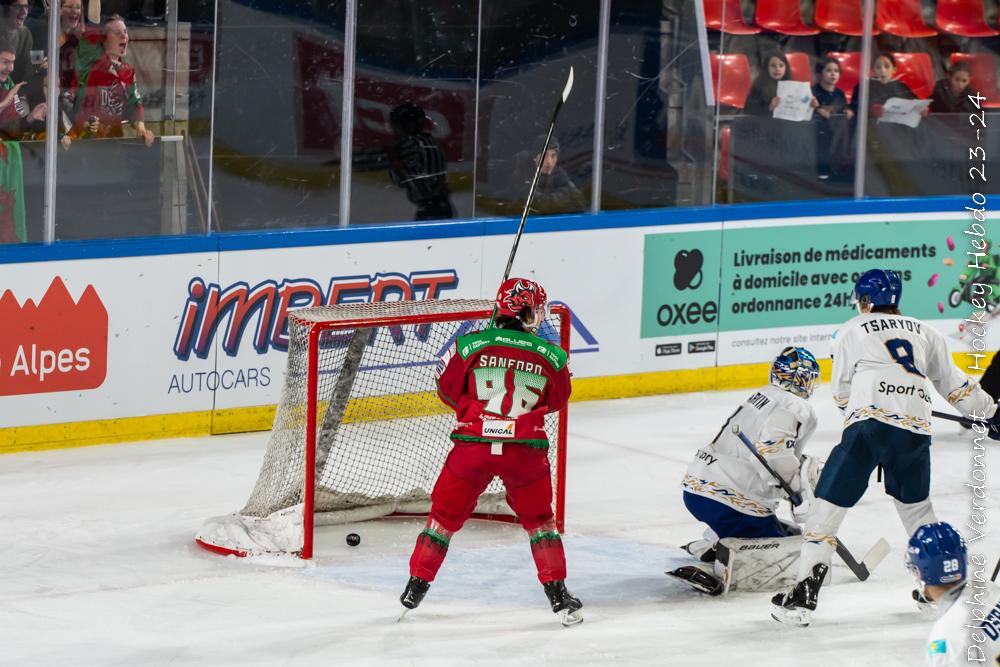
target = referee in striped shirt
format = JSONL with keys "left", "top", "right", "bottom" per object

{"left": 389, "top": 103, "right": 455, "bottom": 221}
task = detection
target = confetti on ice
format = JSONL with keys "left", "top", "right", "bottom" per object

{"left": 928, "top": 273, "right": 939, "bottom": 287}
{"left": 947, "top": 236, "right": 955, "bottom": 251}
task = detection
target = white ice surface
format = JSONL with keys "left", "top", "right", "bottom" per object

{"left": 3, "top": 385, "right": 999, "bottom": 666}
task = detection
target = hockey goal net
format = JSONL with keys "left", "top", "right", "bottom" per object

{"left": 196, "top": 299, "right": 569, "bottom": 558}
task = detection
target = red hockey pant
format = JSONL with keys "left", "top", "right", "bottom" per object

{"left": 408, "top": 442, "right": 566, "bottom": 584}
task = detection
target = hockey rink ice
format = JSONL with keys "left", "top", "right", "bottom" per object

{"left": 4, "top": 384, "right": 999, "bottom": 666}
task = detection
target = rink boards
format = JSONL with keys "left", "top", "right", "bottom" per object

{"left": 0, "top": 200, "right": 990, "bottom": 451}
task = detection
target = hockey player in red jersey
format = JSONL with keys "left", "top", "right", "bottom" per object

{"left": 399, "top": 277, "right": 582, "bottom": 626}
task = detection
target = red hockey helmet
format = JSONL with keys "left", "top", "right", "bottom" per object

{"left": 495, "top": 278, "right": 548, "bottom": 321}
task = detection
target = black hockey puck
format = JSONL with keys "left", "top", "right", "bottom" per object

{"left": 346, "top": 532, "right": 361, "bottom": 547}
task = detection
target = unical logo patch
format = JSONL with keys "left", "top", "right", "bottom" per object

{"left": 673, "top": 250, "right": 704, "bottom": 290}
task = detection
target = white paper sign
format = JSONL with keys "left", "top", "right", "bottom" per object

{"left": 772, "top": 80, "right": 814, "bottom": 122}
{"left": 879, "top": 97, "right": 931, "bottom": 128}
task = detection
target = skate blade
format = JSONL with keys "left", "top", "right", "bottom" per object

{"left": 559, "top": 609, "right": 584, "bottom": 627}
{"left": 770, "top": 604, "right": 810, "bottom": 627}
{"left": 397, "top": 608, "right": 411, "bottom": 623}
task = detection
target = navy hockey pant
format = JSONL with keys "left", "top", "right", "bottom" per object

{"left": 683, "top": 491, "right": 787, "bottom": 539}
{"left": 815, "top": 419, "right": 931, "bottom": 507}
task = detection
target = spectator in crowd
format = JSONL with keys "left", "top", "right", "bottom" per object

{"left": 510, "top": 135, "right": 585, "bottom": 214}
{"left": 67, "top": 15, "right": 153, "bottom": 146}
{"left": 743, "top": 51, "right": 793, "bottom": 117}
{"left": 0, "top": 39, "right": 45, "bottom": 139}
{"left": 387, "top": 101, "right": 455, "bottom": 221}
{"left": 812, "top": 57, "right": 852, "bottom": 180}
{"left": 0, "top": 0, "right": 42, "bottom": 102}
{"left": 850, "top": 53, "right": 926, "bottom": 120}
{"left": 930, "top": 61, "right": 978, "bottom": 114}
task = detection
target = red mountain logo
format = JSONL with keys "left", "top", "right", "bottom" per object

{"left": 0, "top": 276, "right": 108, "bottom": 396}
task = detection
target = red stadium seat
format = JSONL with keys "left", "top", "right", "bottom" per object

{"left": 710, "top": 53, "right": 753, "bottom": 109}
{"left": 815, "top": 0, "right": 875, "bottom": 36}
{"left": 936, "top": 0, "right": 999, "bottom": 37}
{"left": 877, "top": 0, "right": 938, "bottom": 37}
{"left": 786, "top": 52, "right": 812, "bottom": 82}
{"left": 702, "top": 0, "right": 762, "bottom": 34}
{"left": 893, "top": 52, "right": 935, "bottom": 99}
{"left": 756, "top": 0, "right": 820, "bottom": 35}
{"left": 950, "top": 53, "right": 1000, "bottom": 108}
{"left": 719, "top": 124, "right": 731, "bottom": 182}
{"left": 827, "top": 51, "right": 861, "bottom": 103}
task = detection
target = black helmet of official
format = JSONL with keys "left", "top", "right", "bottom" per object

{"left": 390, "top": 102, "right": 426, "bottom": 135}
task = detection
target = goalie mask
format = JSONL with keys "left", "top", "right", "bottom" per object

{"left": 496, "top": 278, "right": 548, "bottom": 330}
{"left": 770, "top": 347, "right": 820, "bottom": 399}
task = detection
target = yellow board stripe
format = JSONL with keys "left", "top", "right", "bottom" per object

{"left": 0, "top": 351, "right": 986, "bottom": 455}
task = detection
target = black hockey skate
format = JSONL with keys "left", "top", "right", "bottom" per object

{"left": 666, "top": 565, "right": 724, "bottom": 596}
{"left": 770, "top": 563, "right": 828, "bottom": 627}
{"left": 543, "top": 580, "right": 584, "bottom": 626}
{"left": 682, "top": 539, "right": 717, "bottom": 563}
{"left": 398, "top": 576, "right": 430, "bottom": 620}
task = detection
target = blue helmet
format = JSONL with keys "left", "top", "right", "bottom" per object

{"left": 906, "top": 522, "right": 967, "bottom": 587}
{"left": 770, "top": 346, "right": 820, "bottom": 399}
{"left": 852, "top": 269, "right": 902, "bottom": 308}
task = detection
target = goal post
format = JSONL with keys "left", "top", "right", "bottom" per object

{"left": 196, "top": 299, "right": 570, "bottom": 559}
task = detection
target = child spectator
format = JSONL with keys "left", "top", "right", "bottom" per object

{"left": 930, "top": 61, "right": 978, "bottom": 114}
{"left": 509, "top": 135, "right": 585, "bottom": 214}
{"left": 68, "top": 15, "right": 153, "bottom": 146}
{"left": 744, "top": 51, "right": 793, "bottom": 116}
{"left": 812, "top": 57, "right": 852, "bottom": 179}
{"left": 0, "top": 39, "right": 46, "bottom": 139}
{"left": 850, "top": 53, "right": 926, "bottom": 120}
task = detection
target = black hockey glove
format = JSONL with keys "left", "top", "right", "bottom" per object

{"left": 988, "top": 402, "right": 1000, "bottom": 441}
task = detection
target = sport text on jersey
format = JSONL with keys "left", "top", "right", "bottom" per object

{"left": 859, "top": 318, "right": 921, "bottom": 334}
{"left": 477, "top": 355, "right": 544, "bottom": 376}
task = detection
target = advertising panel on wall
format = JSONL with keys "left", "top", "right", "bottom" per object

{"left": 1, "top": 208, "right": 988, "bottom": 449}
{"left": 638, "top": 214, "right": 986, "bottom": 369}
{"left": 0, "top": 254, "right": 219, "bottom": 429}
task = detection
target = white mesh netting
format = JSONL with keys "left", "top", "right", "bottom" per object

{"left": 197, "top": 299, "right": 565, "bottom": 556}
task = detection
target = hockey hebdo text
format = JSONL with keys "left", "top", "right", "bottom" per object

{"left": 963, "top": 91, "right": 993, "bottom": 664}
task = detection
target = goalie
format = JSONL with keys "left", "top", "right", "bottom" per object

{"left": 670, "top": 347, "right": 821, "bottom": 595}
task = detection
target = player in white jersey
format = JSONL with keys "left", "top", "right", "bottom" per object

{"left": 772, "top": 269, "right": 1000, "bottom": 627}
{"left": 670, "top": 347, "right": 820, "bottom": 594}
{"left": 907, "top": 522, "right": 1000, "bottom": 666}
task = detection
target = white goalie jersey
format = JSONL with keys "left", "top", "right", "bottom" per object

{"left": 831, "top": 312, "right": 996, "bottom": 435}
{"left": 683, "top": 384, "right": 817, "bottom": 517}
{"left": 926, "top": 580, "right": 1000, "bottom": 666}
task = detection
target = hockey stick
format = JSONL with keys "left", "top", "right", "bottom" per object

{"left": 732, "top": 425, "right": 801, "bottom": 506}
{"left": 733, "top": 426, "right": 890, "bottom": 581}
{"left": 487, "top": 66, "right": 575, "bottom": 329}
{"left": 932, "top": 409, "right": 985, "bottom": 430}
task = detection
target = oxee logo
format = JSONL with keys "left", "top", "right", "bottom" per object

{"left": 658, "top": 249, "right": 718, "bottom": 327}
{"left": 673, "top": 249, "right": 703, "bottom": 290}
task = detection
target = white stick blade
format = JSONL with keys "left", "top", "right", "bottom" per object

{"left": 562, "top": 66, "right": 575, "bottom": 102}
{"left": 862, "top": 538, "right": 891, "bottom": 573}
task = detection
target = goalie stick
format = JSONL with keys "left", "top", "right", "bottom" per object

{"left": 487, "top": 66, "right": 575, "bottom": 328}
{"left": 732, "top": 426, "right": 890, "bottom": 582}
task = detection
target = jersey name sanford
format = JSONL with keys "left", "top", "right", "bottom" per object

{"left": 859, "top": 318, "right": 921, "bottom": 334}
{"left": 478, "top": 355, "right": 543, "bottom": 376}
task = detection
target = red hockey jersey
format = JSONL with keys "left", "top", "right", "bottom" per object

{"left": 437, "top": 327, "right": 571, "bottom": 448}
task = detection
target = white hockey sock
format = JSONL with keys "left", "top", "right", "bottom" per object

{"left": 893, "top": 498, "right": 936, "bottom": 538}
{"left": 796, "top": 498, "right": 847, "bottom": 581}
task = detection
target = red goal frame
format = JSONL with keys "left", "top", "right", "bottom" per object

{"left": 297, "top": 303, "right": 571, "bottom": 559}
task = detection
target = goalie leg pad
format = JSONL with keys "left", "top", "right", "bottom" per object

{"left": 713, "top": 535, "right": 804, "bottom": 593}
